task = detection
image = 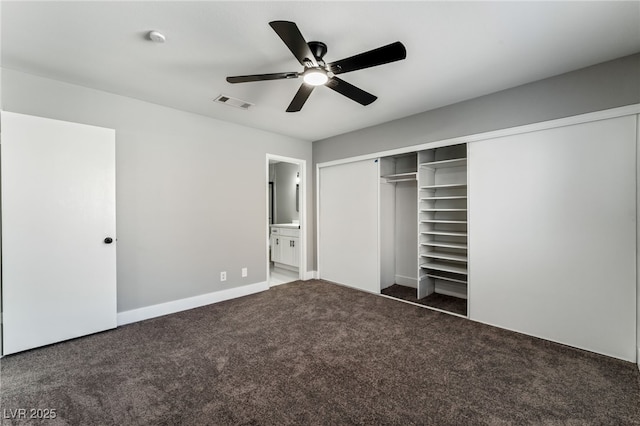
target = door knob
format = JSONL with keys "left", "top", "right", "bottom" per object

{"left": 104, "top": 237, "right": 113, "bottom": 244}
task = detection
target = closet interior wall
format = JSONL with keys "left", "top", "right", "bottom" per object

{"left": 380, "top": 153, "right": 418, "bottom": 291}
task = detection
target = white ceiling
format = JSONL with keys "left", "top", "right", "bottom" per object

{"left": 2, "top": 1, "right": 640, "bottom": 141}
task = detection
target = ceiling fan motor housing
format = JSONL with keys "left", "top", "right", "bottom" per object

{"left": 308, "top": 41, "right": 327, "bottom": 61}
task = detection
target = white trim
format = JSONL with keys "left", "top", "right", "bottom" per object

{"left": 272, "top": 261, "right": 298, "bottom": 272}
{"left": 377, "top": 158, "right": 382, "bottom": 293}
{"left": 302, "top": 270, "right": 318, "bottom": 280}
{"left": 117, "top": 281, "right": 268, "bottom": 326}
{"left": 316, "top": 163, "right": 321, "bottom": 281}
{"left": 316, "top": 104, "right": 640, "bottom": 170}
{"left": 266, "top": 154, "right": 307, "bottom": 287}
{"left": 466, "top": 142, "right": 472, "bottom": 317}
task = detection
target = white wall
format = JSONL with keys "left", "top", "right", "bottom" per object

{"left": 1, "top": 69, "right": 312, "bottom": 313}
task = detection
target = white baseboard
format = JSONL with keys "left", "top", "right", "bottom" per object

{"left": 637, "top": 347, "right": 639, "bottom": 371}
{"left": 303, "top": 270, "right": 318, "bottom": 280}
{"left": 396, "top": 275, "right": 417, "bottom": 288}
{"left": 117, "top": 281, "right": 269, "bottom": 326}
{"left": 273, "top": 262, "right": 298, "bottom": 273}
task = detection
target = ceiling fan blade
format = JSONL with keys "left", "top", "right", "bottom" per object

{"left": 326, "top": 77, "right": 377, "bottom": 106}
{"left": 327, "top": 41, "right": 406, "bottom": 75}
{"left": 226, "top": 72, "right": 299, "bottom": 84}
{"left": 286, "top": 84, "right": 315, "bottom": 112}
{"left": 269, "top": 21, "right": 318, "bottom": 68}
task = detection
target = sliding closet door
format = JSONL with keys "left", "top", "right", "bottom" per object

{"left": 468, "top": 115, "right": 636, "bottom": 361}
{"left": 1, "top": 112, "right": 117, "bottom": 355}
{"left": 319, "top": 159, "right": 379, "bottom": 293}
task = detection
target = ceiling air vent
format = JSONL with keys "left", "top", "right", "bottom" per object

{"left": 214, "top": 94, "right": 253, "bottom": 110}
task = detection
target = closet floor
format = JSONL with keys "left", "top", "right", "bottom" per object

{"left": 381, "top": 284, "right": 467, "bottom": 316}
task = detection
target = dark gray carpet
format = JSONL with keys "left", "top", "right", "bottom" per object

{"left": 1, "top": 280, "right": 639, "bottom": 425}
{"left": 381, "top": 283, "right": 468, "bottom": 316}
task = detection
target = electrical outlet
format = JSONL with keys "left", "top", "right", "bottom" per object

{"left": 241, "top": 267, "right": 248, "bottom": 277}
{"left": 220, "top": 271, "right": 227, "bottom": 282}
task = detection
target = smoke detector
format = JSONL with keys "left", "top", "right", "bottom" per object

{"left": 148, "top": 31, "right": 166, "bottom": 43}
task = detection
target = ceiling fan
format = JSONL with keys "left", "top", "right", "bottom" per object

{"left": 226, "top": 21, "right": 407, "bottom": 112}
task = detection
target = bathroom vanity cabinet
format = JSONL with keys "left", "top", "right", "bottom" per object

{"left": 270, "top": 225, "right": 300, "bottom": 270}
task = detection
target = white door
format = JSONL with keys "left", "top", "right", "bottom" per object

{"left": 468, "top": 115, "right": 636, "bottom": 361}
{"left": 1, "top": 111, "right": 117, "bottom": 355}
{"left": 318, "top": 159, "right": 379, "bottom": 293}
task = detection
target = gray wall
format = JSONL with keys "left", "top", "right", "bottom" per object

{"left": 2, "top": 69, "right": 312, "bottom": 313}
{"left": 313, "top": 53, "right": 640, "bottom": 164}
{"left": 273, "top": 162, "right": 299, "bottom": 224}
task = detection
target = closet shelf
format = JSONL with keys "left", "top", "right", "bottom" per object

{"left": 420, "top": 219, "right": 467, "bottom": 224}
{"left": 424, "top": 273, "right": 468, "bottom": 285}
{"left": 419, "top": 158, "right": 467, "bottom": 169}
{"left": 420, "top": 196, "right": 467, "bottom": 201}
{"left": 421, "top": 230, "right": 468, "bottom": 237}
{"left": 420, "top": 262, "right": 468, "bottom": 275}
{"left": 382, "top": 172, "right": 417, "bottom": 183}
{"left": 420, "top": 208, "right": 467, "bottom": 212}
{"left": 421, "top": 241, "right": 467, "bottom": 249}
{"left": 420, "top": 183, "right": 467, "bottom": 190}
{"left": 421, "top": 252, "right": 468, "bottom": 262}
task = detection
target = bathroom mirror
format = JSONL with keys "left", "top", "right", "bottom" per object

{"left": 269, "top": 161, "right": 300, "bottom": 224}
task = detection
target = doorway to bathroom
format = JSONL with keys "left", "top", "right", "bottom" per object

{"left": 266, "top": 154, "right": 306, "bottom": 287}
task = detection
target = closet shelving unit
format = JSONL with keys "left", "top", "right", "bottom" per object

{"left": 417, "top": 144, "right": 468, "bottom": 315}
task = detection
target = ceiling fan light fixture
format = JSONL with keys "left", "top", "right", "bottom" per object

{"left": 303, "top": 69, "right": 328, "bottom": 86}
